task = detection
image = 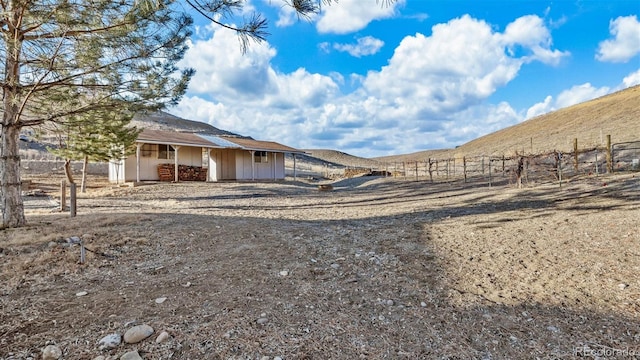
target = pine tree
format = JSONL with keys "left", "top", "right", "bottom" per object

{"left": 0, "top": 0, "right": 193, "bottom": 227}
{"left": 47, "top": 107, "right": 141, "bottom": 193}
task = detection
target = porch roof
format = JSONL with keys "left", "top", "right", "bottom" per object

{"left": 136, "top": 129, "right": 304, "bottom": 154}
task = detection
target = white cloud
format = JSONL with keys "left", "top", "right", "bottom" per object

{"left": 173, "top": 14, "right": 572, "bottom": 157}
{"left": 501, "top": 15, "right": 569, "bottom": 65}
{"left": 524, "top": 84, "right": 611, "bottom": 120}
{"left": 525, "top": 95, "right": 553, "bottom": 119}
{"left": 333, "top": 36, "right": 384, "bottom": 57}
{"left": 555, "top": 83, "right": 610, "bottom": 108}
{"left": 596, "top": 15, "right": 640, "bottom": 63}
{"left": 363, "top": 14, "right": 564, "bottom": 117}
{"left": 316, "top": 0, "right": 404, "bottom": 34}
{"left": 622, "top": 69, "right": 640, "bottom": 88}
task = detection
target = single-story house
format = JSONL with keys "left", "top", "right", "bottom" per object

{"left": 109, "top": 128, "right": 305, "bottom": 183}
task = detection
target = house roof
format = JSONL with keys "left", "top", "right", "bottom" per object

{"left": 136, "top": 129, "right": 304, "bottom": 154}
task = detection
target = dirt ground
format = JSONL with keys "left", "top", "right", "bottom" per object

{"left": 1, "top": 173, "right": 639, "bottom": 359}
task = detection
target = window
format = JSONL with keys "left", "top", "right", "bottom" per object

{"left": 158, "top": 144, "right": 175, "bottom": 160}
{"left": 202, "top": 148, "right": 209, "bottom": 168}
{"left": 140, "top": 144, "right": 154, "bottom": 157}
{"left": 254, "top": 151, "right": 268, "bottom": 163}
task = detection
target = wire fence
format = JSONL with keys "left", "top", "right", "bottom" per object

{"left": 336, "top": 138, "right": 640, "bottom": 187}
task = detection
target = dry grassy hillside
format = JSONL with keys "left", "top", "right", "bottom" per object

{"left": 376, "top": 85, "right": 640, "bottom": 163}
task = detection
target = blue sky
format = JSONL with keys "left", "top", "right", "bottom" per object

{"left": 171, "top": 0, "right": 640, "bottom": 157}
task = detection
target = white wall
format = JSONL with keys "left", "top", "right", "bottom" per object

{"left": 116, "top": 144, "right": 205, "bottom": 182}
{"left": 235, "top": 151, "right": 285, "bottom": 180}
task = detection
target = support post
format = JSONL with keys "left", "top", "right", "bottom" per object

{"left": 606, "top": 135, "right": 612, "bottom": 173}
{"left": 70, "top": 183, "right": 77, "bottom": 217}
{"left": 463, "top": 156, "right": 467, "bottom": 183}
{"left": 293, "top": 153, "right": 297, "bottom": 180}
{"left": 573, "top": 138, "right": 579, "bottom": 173}
{"left": 60, "top": 180, "right": 66, "bottom": 212}
{"left": 136, "top": 143, "right": 142, "bottom": 183}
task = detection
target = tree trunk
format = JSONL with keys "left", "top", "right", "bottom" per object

{"left": 64, "top": 159, "right": 75, "bottom": 185}
{"left": 1, "top": 17, "right": 26, "bottom": 228}
{"left": 81, "top": 156, "right": 88, "bottom": 193}
{"left": 0, "top": 124, "right": 26, "bottom": 228}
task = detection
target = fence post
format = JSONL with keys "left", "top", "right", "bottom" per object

{"left": 573, "top": 138, "right": 579, "bottom": 173}
{"left": 70, "top": 183, "right": 77, "bottom": 217}
{"left": 558, "top": 152, "right": 563, "bottom": 188}
{"left": 428, "top": 158, "right": 433, "bottom": 183}
{"left": 595, "top": 151, "right": 599, "bottom": 176}
{"left": 481, "top": 155, "right": 485, "bottom": 174}
{"left": 606, "top": 135, "right": 612, "bottom": 173}
{"left": 502, "top": 155, "right": 505, "bottom": 176}
{"left": 488, "top": 159, "right": 492, "bottom": 187}
{"left": 60, "top": 180, "right": 66, "bottom": 212}
{"left": 415, "top": 162, "right": 418, "bottom": 181}
{"left": 463, "top": 156, "right": 467, "bottom": 183}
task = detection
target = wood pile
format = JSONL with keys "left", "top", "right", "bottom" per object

{"left": 158, "top": 164, "right": 207, "bottom": 181}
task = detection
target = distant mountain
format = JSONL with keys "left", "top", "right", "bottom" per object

{"left": 130, "top": 111, "right": 246, "bottom": 138}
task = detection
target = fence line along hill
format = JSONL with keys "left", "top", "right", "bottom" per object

{"left": 376, "top": 85, "right": 640, "bottom": 163}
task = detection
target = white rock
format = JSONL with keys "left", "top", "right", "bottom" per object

{"left": 619, "top": 283, "right": 628, "bottom": 290}
{"left": 124, "top": 324, "right": 154, "bottom": 344}
{"left": 385, "top": 299, "right": 394, "bottom": 306}
{"left": 42, "top": 345, "right": 62, "bottom": 360}
{"left": 76, "top": 291, "right": 88, "bottom": 297}
{"left": 120, "top": 350, "right": 143, "bottom": 360}
{"left": 155, "top": 331, "right": 170, "bottom": 343}
{"left": 279, "top": 270, "right": 289, "bottom": 276}
{"left": 330, "top": 263, "right": 340, "bottom": 269}
{"left": 155, "top": 297, "right": 167, "bottom": 304}
{"left": 547, "top": 325, "right": 559, "bottom": 333}
{"left": 420, "top": 302, "right": 427, "bottom": 307}
{"left": 98, "top": 333, "right": 121, "bottom": 350}
{"left": 257, "top": 317, "right": 269, "bottom": 325}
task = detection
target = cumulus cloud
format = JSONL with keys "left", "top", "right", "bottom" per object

{"left": 316, "top": 0, "right": 404, "bottom": 34}
{"left": 364, "top": 14, "right": 566, "bottom": 119}
{"left": 524, "top": 84, "right": 611, "bottom": 120}
{"left": 174, "top": 13, "right": 571, "bottom": 157}
{"left": 333, "top": 36, "right": 385, "bottom": 57}
{"left": 622, "top": 69, "right": 640, "bottom": 87}
{"left": 596, "top": 15, "right": 640, "bottom": 63}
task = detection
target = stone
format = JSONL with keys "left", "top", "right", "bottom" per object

{"left": 120, "top": 350, "right": 143, "bottom": 360}
{"left": 279, "top": 270, "right": 289, "bottom": 276}
{"left": 76, "top": 291, "right": 88, "bottom": 297}
{"left": 619, "top": 283, "right": 628, "bottom": 290}
{"left": 93, "top": 357, "right": 106, "bottom": 360}
{"left": 98, "top": 333, "right": 122, "bottom": 350}
{"left": 257, "top": 317, "right": 269, "bottom": 325}
{"left": 155, "top": 297, "right": 167, "bottom": 304}
{"left": 385, "top": 299, "right": 394, "bottom": 306}
{"left": 124, "top": 324, "right": 154, "bottom": 344}
{"left": 42, "top": 345, "right": 62, "bottom": 360}
{"left": 155, "top": 331, "right": 170, "bottom": 343}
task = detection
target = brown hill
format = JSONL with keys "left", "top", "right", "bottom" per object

{"left": 130, "top": 111, "right": 245, "bottom": 137}
{"left": 377, "top": 85, "right": 640, "bottom": 162}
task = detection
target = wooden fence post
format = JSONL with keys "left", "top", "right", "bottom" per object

{"left": 70, "top": 183, "right": 77, "bottom": 217}
{"left": 488, "top": 159, "right": 492, "bottom": 187}
{"left": 60, "top": 180, "right": 66, "bottom": 212}
{"left": 428, "top": 158, "right": 433, "bottom": 183}
{"left": 463, "top": 156, "right": 467, "bottom": 183}
{"left": 415, "top": 161, "right": 418, "bottom": 181}
{"left": 481, "top": 156, "right": 485, "bottom": 174}
{"left": 606, "top": 135, "right": 612, "bottom": 173}
{"left": 573, "top": 138, "right": 578, "bottom": 173}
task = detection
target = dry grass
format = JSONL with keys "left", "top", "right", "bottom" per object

{"left": 1, "top": 173, "right": 639, "bottom": 359}
{"left": 372, "top": 85, "right": 640, "bottom": 164}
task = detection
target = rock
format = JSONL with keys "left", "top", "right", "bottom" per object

{"left": 124, "top": 324, "right": 154, "bottom": 344}
{"left": 420, "top": 302, "right": 427, "bottom": 307}
{"left": 120, "top": 350, "right": 143, "bottom": 360}
{"left": 547, "top": 325, "right": 559, "bottom": 333}
{"left": 98, "top": 333, "right": 121, "bottom": 350}
{"left": 42, "top": 345, "right": 62, "bottom": 360}
{"left": 385, "top": 299, "right": 394, "bottom": 306}
{"left": 155, "top": 331, "right": 170, "bottom": 343}
{"left": 279, "top": 270, "right": 289, "bottom": 276}
{"left": 66, "top": 236, "right": 82, "bottom": 244}
{"left": 76, "top": 291, "right": 88, "bottom": 297}
{"left": 93, "top": 356, "right": 106, "bottom": 360}
{"left": 619, "top": 283, "right": 628, "bottom": 290}
{"left": 155, "top": 297, "right": 167, "bottom": 304}
{"left": 256, "top": 317, "right": 269, "bottom": 325}
{"left": 330, "top": 263, "right": 340, "bottom": 269}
